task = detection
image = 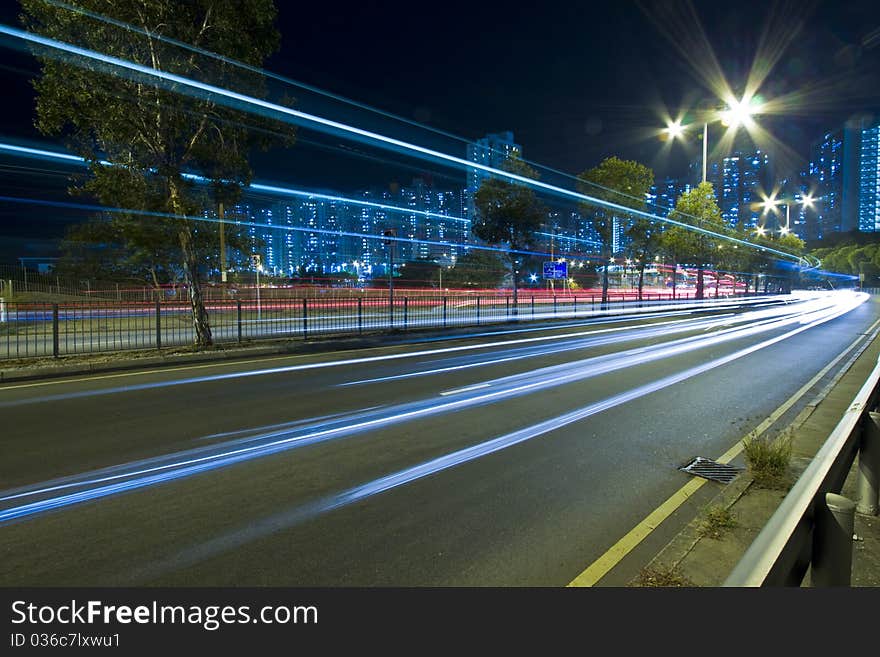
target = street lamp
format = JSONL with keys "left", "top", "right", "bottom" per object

{"left": 761, "top": 193, "right": 815, "bottom": 236}
{"left": 664, "top": 97, "right": 761, "bottom": 183}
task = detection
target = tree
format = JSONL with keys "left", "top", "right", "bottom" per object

{"left": 472, "top": 155, "right": 546, "bottom": 313}
{"left": 774, "top": 232, "right": 807, "bottom": 293}
{"left": 443, "top": 250, "right": 507, "bottom": 289}
{"left": 577, "top": 157, "right": 654, "bottom": 307}
{"left": 21, "top": 0, "right": 295, "bottom": 346}
{"left": 626, "top": 219, "right": 663, "bottom": 301}
{"left": 56, "top": 210, "right": 255, "bottom": 289}
{"left": 396, "top": 259, "right": 440, "bottom": 288}
{"left": 661, "top": 181, "right": 725, "bottom": 300}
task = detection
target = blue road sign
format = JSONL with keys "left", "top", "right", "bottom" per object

{"left": 543, "top": 261, "right": 568, "bottom": 279}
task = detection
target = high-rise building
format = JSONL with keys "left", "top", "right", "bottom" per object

{"left": 647, "top": 177, "right": 693, "bottom": 217}
{"left": 714, "top": 151, "right": 771, "bottom": 230}
{"left": 806, "top": 117, "right": 880, "bottom": 238}
{"left": 858, "top": 122, "right": 880, "bottom": 232}
{"left": 465, "top": 131, "right": 521, "bottom": 218}
{"left": 809, "top": 128, "right": 852, "bottom": 237}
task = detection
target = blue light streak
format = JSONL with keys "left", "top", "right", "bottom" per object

{"left": 0, "top": 193, "right": 556, "bottom": 261}
{"left": 122, "top": 294, "right": 868, "bottom": 577}
{"left": 0, "top": 24, "right": 803, "bottom": 262}
{"left": 0, "top": 297, "right": 793, "bottom": 407}
{"left": 0, "top": 142, "right": 469, "bottom": 224}
{"left": 0, "top": 292, "right": 866, "bottom": 526}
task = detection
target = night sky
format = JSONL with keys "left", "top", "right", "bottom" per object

{"left": 0, "top": 1, "right": 878, "bottom": 255}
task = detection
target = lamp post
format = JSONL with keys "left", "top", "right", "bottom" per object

{"left": 664, "top": 97, "right": 761, "bottom": 183}
{"left": 250, "top": 254, "right": 262, "bottom": 322}
{"left": 758, "top": 194, "right": 815, "bottom": 294}
{"left": 760, "top": 193, "right": 815, "bottom": 236}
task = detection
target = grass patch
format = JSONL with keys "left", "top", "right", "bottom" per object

{"left": 697, "top": 505, "right": 737, "bottom": 539}
{"left": 743, "top": 429, "right": 793, "bottom": 490}
{"left": 630, "top": 565, "right": 692, "bottom": 587}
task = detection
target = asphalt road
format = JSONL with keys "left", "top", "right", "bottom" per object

{"left": 0, "top": 291, "right": 877, "bottom": 586}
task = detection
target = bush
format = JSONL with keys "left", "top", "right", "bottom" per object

{"left": 743, "top": 430, "right": 793, "bottom": 489}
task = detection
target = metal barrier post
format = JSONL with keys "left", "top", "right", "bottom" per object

{"left": 302, "top": 298, "right": 308, "bottom": 339}
{"left": 811, "top": 492, "right": 856, "bottom": 587}
{"left": 506, "top": 296, "right": 510, "bottom": 319}
{"left": 358, "top": 297, "right": 363, "bottom": 335}
{"left": 553, "top": 296, "right": 557, "bottom": 315}
{"left": 476, "top": 297, "right": 481, "bottom": 325}
{"left": 858, "top": 412, "right": 880, "bottom": 515}
{"left": 403, "top": 297, "right": 408, "bottom": 330}
{"left": 52, "top": 303, "right": 59, "bottom": 357}
{"left": 531, "top": 296, "right": 534, "bottom": 318}
{"left": 236, "top": 299, "right": 242, "bottom": 343}
{"left": 156, "top": 300, "right": 162, "bottom": 349}
{"left": 442, "top": 296, "right": 447, "bottom": 328}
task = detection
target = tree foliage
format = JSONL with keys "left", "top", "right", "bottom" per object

{"left": 472, "top": 154, "right": 546, "bottom": 307}
{"left": 21, "top": 0, "right": 295, "bottom": 345}
{"left": 577, "top": 156, "right": 654, "bottom": 303}
{"left": 661, "top": 181, "right": 725, "bottom": 299}
{"left": 443, "top": 250, "right": 507, "bottom": 289}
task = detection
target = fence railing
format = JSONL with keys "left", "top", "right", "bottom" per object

{"left": 724, "top": 356, "right": 880, "bottom": 587}
{"left": 0, "top": 291, "right": 752, "bottom": 361}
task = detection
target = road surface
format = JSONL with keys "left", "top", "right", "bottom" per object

{"left": 0, "top": 290, "right": 876, "bottom": 585}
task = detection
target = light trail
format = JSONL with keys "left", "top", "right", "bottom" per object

{"left": 335, "top": 306, "right": 799, "bottom": 387}
{"left": 0, "top": 24, "right": 804, "bottom": 262}
{"left": 0, "top": 292, "right": 865, "bottom": 525}
{"left": 0, "top": 295, "right": 795, "bottom": 406}
{"left": 124, "top": 292, "right": 867, "bottom": 578}
{"left": 30, "top": 1, "right": 678, "bottom": 214}
{"left": 0, "top": 141, "right": 471, "bottom": 225}
{"left": 1, "top": 193, "right": 547, "bottom": 261}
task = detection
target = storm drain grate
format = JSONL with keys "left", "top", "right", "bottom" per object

{"left": 679, "top": 457, "right": 743, "bottom": 484}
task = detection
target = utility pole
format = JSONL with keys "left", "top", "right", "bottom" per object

{"left": 218, "top": 202, "right": 227, "bottom": 284}
{"left": 383, "top": 229, "right": 395, "bottom": 326}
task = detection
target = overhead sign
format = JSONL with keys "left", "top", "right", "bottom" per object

{"left": 543, "top": 261, "right": 568, "bottom": 280}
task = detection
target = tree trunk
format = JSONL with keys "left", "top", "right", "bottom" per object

{"left": 696, "top": 266, "right": 704, "bottom": 300}
{"left": 601, "top": 248, "right": 610, "bottom": 310}
{"left": 715, "top": 272, "right": 720, "bottom": 298}
{"left": 672, "top": 260, "right": 677, "bottom": 298}
{"left": 637, "top": 264, "right": 645, "bottom": 301}
{"left": 179, "top": 226, "right": 213, "bottom": 347}
{"left": 509, "top": 254, "right": 518, "bottom": 316}
{"left": 169, "top": 179, "right": 212, "bottom": 347}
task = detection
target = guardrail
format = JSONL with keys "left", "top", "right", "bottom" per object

{"left": 724, "top": 356, "right": 880, "bottom": 586}
{"left": 0, "top": 291, "right": 750, "bottom": 361}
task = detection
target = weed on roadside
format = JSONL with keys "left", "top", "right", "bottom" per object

{"left": 743, "top": 429, "right": 793, "bottom": 490}
{"left": 697, "top": 505, "right": 737, "bottom": 539}
{"left": 630, "top": 565, "right": 693, "bottom": 587}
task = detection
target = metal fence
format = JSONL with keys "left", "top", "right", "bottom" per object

{"left": 0, "top": 290, "right": 747, "bottom": 360}
{"left": 725, "top": 356, "right": 880, "bottom": 587}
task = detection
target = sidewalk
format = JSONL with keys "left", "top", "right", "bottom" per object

{"left": 632, "top": 321, "right": 880, "bottom": 587}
